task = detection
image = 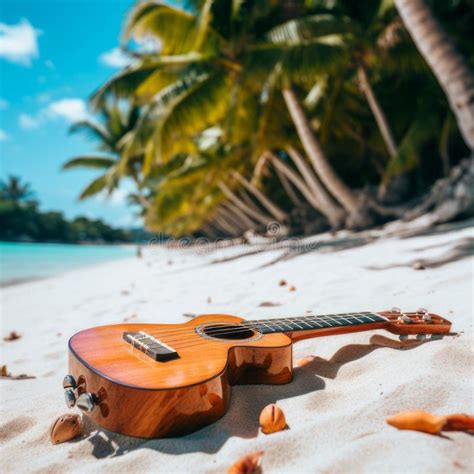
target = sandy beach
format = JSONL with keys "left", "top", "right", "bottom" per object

{"left": 1, "top": 223, "right": 473, "bottom": 473}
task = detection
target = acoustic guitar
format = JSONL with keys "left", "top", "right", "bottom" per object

{"left": 63, "top": 308, "right": 451, "bottom": 438}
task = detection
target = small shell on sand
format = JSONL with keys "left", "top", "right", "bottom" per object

{"left": 227, "top": 451, "right": 264, "bottom": 474}
{"left": 50, "top": 414, "right": 83, "bottom": 445}
{"left": 3, "top": 331, "right": 21, "bottom": 341}
{"left": 259, "top": 404, "right": 287, "bottom": 434}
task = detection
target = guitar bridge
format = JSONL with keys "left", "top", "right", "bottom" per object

{"left": 123, "top": 331, "right": 179, "bottom": 362}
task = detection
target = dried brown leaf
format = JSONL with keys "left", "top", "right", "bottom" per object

{"left": 3, "top": 331, "right": 21, "bottom": 341}
{"left": 227, "top": 451, "right": 264, "bottom": 474}
{"left": 386, "top": 410, "right": 446, "bottom": 434}
{"left": 443, "top": 413, "right": 474, "bottom": 431}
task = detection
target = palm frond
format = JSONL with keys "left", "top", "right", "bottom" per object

{"left": 78, "top": 174, "right": 109, "bottom": 200}
{"left": 145, "top": 71, "right": 232, "bottom": 171}
{"left": 69, "top": 121, "right": 113, "bottom": 150}
{"left": 266, "top": 14, "right": 354, "bottom": 45}
{"left": 62, "top": 156, "right": 117, "bottom": 170}
{"left": 123, "top": 0, "right": 221, "bottom": 56}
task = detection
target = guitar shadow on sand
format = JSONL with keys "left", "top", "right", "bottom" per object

{"left": 85, "top": 335, "right": 439, "bottom": 459}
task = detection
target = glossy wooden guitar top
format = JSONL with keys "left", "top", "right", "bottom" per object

{"left": 66, "top": 310, "right": 451, "bottom": 438}
{"left": 70, "top": 315, "right": 292, "bottom": 390}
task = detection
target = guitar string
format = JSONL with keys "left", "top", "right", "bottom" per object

{"left": 138, "top": 315, "right": 385, "bottom": 348}
{"left": 142, "top": 313, "right": 378, "bottom": 341}
{"left": 140, "top": 312, "right": 380, "bottom": 339}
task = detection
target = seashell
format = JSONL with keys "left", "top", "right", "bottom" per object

{"left": 296, "top": 355, "right": 315, "bottom": 367}
{"left": 278, "top": 279, "right": 287, "bottom": 287}
{"left": 386, "top": 410, "right": 446, "bottom": 434}
{"left": 259, "top": 404, "right": 287, "bottom": 434}
{"left": 227, "top": 451, "right": 264, "bottom": 474}
{"left": 1, "top": 365, "right": 9, "bottom": 377}
{"left": 50, "top": 414, "right": 83, "bottom": 445}
{"left": 443, "top": 413, "right": 474, "bottom": 431}
{"left": 3, "top": 331, "right": 21, "bottom": 341}
{"left": 288, "top": 286, "right": 296, "bottom": 292}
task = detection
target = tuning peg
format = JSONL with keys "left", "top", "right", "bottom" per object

{"left": 416, "top": 333, "right": 427, "bottom": 341}
{"left": 63, "top": 375, "right": 77, "bottom": 390}
{"left": 422, "top": 313, "right": 432, "bottom": 323}
{"left": 391, "top": 307, "right": 401, "bottom": 314}
{"left": 417, "top": 308, "right": 428, "bottom": 314}
{"left": 64, "top": 389, "right": 76, "bottom": 408}
{"left": 398, "top": 314, "right": 412, "bottom": 324}
{"left": 76, "top": 393, "right": 96, "bottom": 412}
{"left": 399, "top": 335, "right": 409, "bottom": 341}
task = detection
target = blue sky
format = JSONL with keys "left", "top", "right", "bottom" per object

{"left": 0, "top": 0, "right": 145, "bottom": 227}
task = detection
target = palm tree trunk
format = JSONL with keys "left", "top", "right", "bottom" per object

{"left": 213, "top": 213, "right": 237, "bottom": 236}
{"left": 218, "top": 181, "right": 271, "bottom": 225}
{"left": 286, "top": 146, "right": 344, "bottom": 221}
{"left": 231, "top": 171, "right": 288, "bottom": 222}
{"left": 273, "top": 161, "right": 303, "bottom": 207}
{"left": 395, "top": 0, "right": 474, "bottom": 149}
{"left": 357, "top": 64, "right": 398, "bottom": 157}
{"left": 267, "top": 151, "right": 347, "bottom": 229}
{"left": 221, "top": 201, "right": 257, "bottom": 230}
{"left": 282, "top": 87, "right": 360, "bottom": 213}
{"left": 218, "top": 206, "right": 247, "bottom": 234}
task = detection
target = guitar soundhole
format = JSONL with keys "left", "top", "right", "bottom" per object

{"left": 200, "top": 324, "right": 258, "bottom": 341}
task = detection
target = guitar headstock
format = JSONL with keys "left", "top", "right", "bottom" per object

{"left": 378, "top": 308, "right": 452, "bottom": 341}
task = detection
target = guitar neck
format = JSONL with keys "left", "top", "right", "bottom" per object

{"left": 250, "top": 312, "right": 388, "bottom": 342}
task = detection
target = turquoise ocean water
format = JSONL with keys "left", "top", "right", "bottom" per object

{"left": 0, "top": 242, "right": 135, "bottom": 285}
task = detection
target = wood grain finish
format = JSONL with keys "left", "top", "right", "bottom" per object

{"left": 68, "top": 311, "right": 451, "bottom": 438}
{"left": 69, "top": 314, "right": 292, "bottom": 438}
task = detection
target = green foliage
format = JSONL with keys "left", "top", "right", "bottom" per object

{"left": 72, "top": 0, "right": 472, "bottom": 236}
{"left": 0, "top": 178, "right": 136, "bottom": 243}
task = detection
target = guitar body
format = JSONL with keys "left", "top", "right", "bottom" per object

{"left": 66, "top": 309, "right": 450, "bottom": 438}
{"left": 68, "top": 315, "right": 293, "bottom": 438}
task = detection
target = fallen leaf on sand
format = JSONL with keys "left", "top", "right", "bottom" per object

{"left": 0, "top": 365, "right": 36, "bottom": 380}
{"left": 3, "top": 331, "right": 21, "bottom": 341}
{"left": 279, "top": 279, "right": 287, "bottom": 287}
{"left": 443, "top": 413, "right": 474, "bottom": 431}
{"left": 259, "top": 404, "right": 287, "bottom": 434}
{"left": 386, "top": 411, "right": 446, "bottom": 434}
{"left": 1, "top": 365, "right": 9, "bottom": 376}
{"left": 258, "top": 301, "right": 281, "bottom": 307}
{"left": 288, "top": 286, "right": 296, "bottom": 292}
{"left": 387, "top": 410, "right": 474, "bottom": 434}
{"left": 50, "top": 414, "right": 83, "bottom": 445}
{"left": 227, "top": 451, "right": 264, "bottom": 474}
{"left": 295, "top": 355, "right": 315, "bottom": 367}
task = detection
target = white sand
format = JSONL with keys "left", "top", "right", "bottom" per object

{"left": 1, "top": 224, "right": 473, "bottom": 473}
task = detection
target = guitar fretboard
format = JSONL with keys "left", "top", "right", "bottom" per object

{"left": 249, "top": 312, "right": 386, "bottom": 334}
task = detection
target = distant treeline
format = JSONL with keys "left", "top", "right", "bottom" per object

{"left": 0, "top": 176, "right": 149, "bottom": 244}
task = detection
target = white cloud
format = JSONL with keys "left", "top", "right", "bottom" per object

{"left": 19, "top": 113, "right": 40, "bottom": 129}
{"left": 0, "top": 129, "right": 9, "bottom": 141}
{"left": 0, "top": 98, "right": 8, "bottom": 110}
{"left": 0, "top": 19, "right": 40, "bottom": 66}
{"left": 99, "top": 48, "right": 134, "bottom": 68}
{"left": 46, "top": 98, "right": 89, "bottom": 122}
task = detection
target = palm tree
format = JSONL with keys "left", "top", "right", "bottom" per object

{"left": 394, "top": 0, "right": 474, "bottom": 149}
{"left": 0, "top": 176, "right": 34, "bottom": 203}
{"left": 62, "top": 101, "right": 149, "bottom": 208}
